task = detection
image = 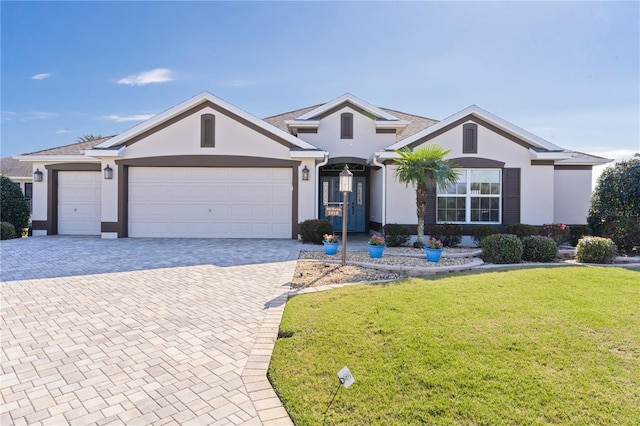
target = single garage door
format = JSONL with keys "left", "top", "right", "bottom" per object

{"left": 58, "top": 171, "right": 102, "bottom": 235}
{"left": 128, "top": 167, "right": 292, "bottom": 238}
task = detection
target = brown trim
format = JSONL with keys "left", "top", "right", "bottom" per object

{"left": 376, "top": 128, "right": 396, "bottom": 134}
{"left": 42, "top": 163, "right": 101, "bottom": 235}
{"left": 406, "top": 115, "right": 535, "bottom": 151}
{"left": 32, "top": 220, "right": 47, "bottom": 231}
{"left": 122, "top": 100, "right": 296, "bottom": 149}
{"left": 313, "top": 101, "right": 374, "bottom": 120}
{"left": 115, "top": 155, "right": 300, "bottom": 168}
{"left": 115, "top": 156, "right": 300, "bottom": 239}
{"left": 554, "top": 165, "right": 592, "bottom": 171}
{"left": 201, "top": 113, "right": 215, "bottom": 147}
{"left": 462, "top": 123, "right": 478, "bottom": 154}
{"left": 297, "top": 128, "right": 318, "bottom": 134}
{"left": 326, "top": 157, "right": 368, "bottom": 166}
{"left": 531, "top": 160, "right": 554, "bottom": 166}
{"left": 101, "top": 222, "right": 119, "bottom": 233}
{"left": 448, "top": 157, "right": 505, "bottom": 168}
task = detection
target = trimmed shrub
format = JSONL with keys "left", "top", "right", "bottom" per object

{"left": 522, "top": 236, "right": 558, "bottom": 262}
{"left": 504, "top": 223, "right": 538, "bottom": 240}
{"left": 481, "top": 234, "right": 523, "bottom": 264}
{"left": 569, "top": 225, "right": 590, "bottom": 247}
{"left": 541, "top": 223, "right": 570, "bottom": 245}
{"left": 0, "top": 176, "right": 30, "bottom": 234}
{"left": 576, "top": 236, "right": 617, "bottom": 264}
{"left": 299, "top": 219, "right": 334, "bottom": 244}
{"left": 429, "top": 223, "right": 463, "bottom": 247}
{"left": 470, "top": 225, "right": 500, "bottom": 247}
{"left": 1, "top": 221, "right": 17, "bottom": 240}
{"left": 383, "top": 224, "right": 410, "bottom": 247}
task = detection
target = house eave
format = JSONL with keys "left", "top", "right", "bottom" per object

{"left": 14, "top": 155, "right": 100, "bottom": 163}
{"left": 83, "top": 147, "right": 126, "bottom": 157}
{"left": 290, "top": 150, "right": 328, "bottom": 159}
{"left": 529, "top": 148, "right": 573, "bottom": 161}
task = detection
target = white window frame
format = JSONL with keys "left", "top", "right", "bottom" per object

{"left": 436, "top": 169, "right": 502, "bottom": 224}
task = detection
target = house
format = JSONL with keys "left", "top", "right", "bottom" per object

{"left": 0, "top": 156, "right": 33, "bottom": 211}
{"left": 15, "top": 92, "right": 610, "bottom": 239}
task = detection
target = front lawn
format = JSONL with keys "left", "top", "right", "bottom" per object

{"left": 269, "top": 267, "right": 639, "bottom": 425}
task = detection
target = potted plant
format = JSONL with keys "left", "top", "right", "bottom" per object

{"left": 368, "top": 234, "right": 386, "bottom": 258}
{"left": 322, "top": 234, "right": 340, "bottom": 255}
{"left": 425, "top": 237, "right": 444, "bottom": 262}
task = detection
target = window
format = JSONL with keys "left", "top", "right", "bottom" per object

{"left": 463, "top": 123, "right": 477, "bottom": 153}
{"left": 341, "top": 112, "right": 353, "bottom": 139}
{"left": 201, "top": 114, "right": 215, "bottom": 147}
{"left": 437, "top": 169, "right": 501, "bottom": 223}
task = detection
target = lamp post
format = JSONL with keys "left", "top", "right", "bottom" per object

{"left": 339, "top": 165, "right": 353, "bottom": 266}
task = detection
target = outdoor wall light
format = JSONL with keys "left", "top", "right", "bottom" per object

{"left": 34, "top": 168, "right": 43, "bottom": 182}
{"left": 339, "top": 164, "right": 353, "bottom": 193}
{"left": 103, "top": 164, "right": 113, "bottom": 180}
{"left": 301, "top": 165, "right": 310, "bottom": 181}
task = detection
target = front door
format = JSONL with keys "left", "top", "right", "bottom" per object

{"left": 319, "top": 176, "right": 366, "bottom": 232}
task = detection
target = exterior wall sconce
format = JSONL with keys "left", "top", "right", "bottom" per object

{"left": 301, "top": 165, "right": 310, "bottom": 181}
{"left": 34, "top": 168, "right": 43, "bottom": 182}
{"left": 103, "top": 164, "right": 113, "bottom": 180}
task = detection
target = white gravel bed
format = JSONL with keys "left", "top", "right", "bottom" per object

{"left": 299, "top": 250, "right": 475, "bottom": 267}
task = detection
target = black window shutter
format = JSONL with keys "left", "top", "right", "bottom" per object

{"left": 502, "top": 168, "right": 521, "bottom": 225}
{"left": 426, "top": 183, "right": 437, "bottom": 225}
{"left": 341, "top": 112, "right": 353, "bottom": 139}
{"left": 201, "top": 114, "right": 215, "bottom": 147}
{"left": 463, "top": 123, "right": 477, "bottom": 153}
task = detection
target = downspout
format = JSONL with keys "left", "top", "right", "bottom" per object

{"left": 372, "top": 153, "right": 386, "bottom": 229}
{"left": 314, "top": 152, "right": 329, "bottom": 219}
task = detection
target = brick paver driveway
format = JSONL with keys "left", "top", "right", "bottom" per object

{"left": 1, "top": 236, "right": 300, "bottom": 425}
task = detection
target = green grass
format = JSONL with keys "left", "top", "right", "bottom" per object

{"left": 268, "top": 267, "right": 640, "bottom": 425}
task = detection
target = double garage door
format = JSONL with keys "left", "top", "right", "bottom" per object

{"left": 128, "top": 167, "right": 292, "bottom": 238}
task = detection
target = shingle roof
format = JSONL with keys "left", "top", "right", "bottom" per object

{"left": 264, "top": 105, "right": 439, "bottom": 142}
{"left": 23, "top": 137, "right": 113, "bottom": 156}
{"left": 0, "top": 156, "right": 32, "bottom": 178}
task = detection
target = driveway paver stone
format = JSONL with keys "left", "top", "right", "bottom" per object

{"left": 1, "top": 236, "right": 300, "bottom": 425}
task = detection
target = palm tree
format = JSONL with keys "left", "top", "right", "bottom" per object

{"left": 393, "top": 145, "right": 459, "bottom": 246}
{"left": 76, "top": 134, "right": 103, "bottom": 142}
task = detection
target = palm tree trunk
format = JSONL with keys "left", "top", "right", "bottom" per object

{"left": 416, "top": 181, "right": 428, "bottom": 244}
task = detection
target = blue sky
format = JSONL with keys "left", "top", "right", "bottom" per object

{"left": 2, "top": 1, "right": 639, "bottom": 164}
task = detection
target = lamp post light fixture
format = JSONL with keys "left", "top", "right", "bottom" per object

{"left": 339, "top": 165, "right": 353, "bottom": 266}
{"left": 301, "top": 165, "right": 310, "bottom": 181}
{"left": 103, "top": 164, "right": 113, "bottom": 180}
{"left": 33, "top": 168, "right": 43, "bottom": 182}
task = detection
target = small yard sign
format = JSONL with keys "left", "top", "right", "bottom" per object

{"left": 338, "top": 366, "right": 355, "bottom": 388}
{"left": 325, "top": 206, "right": 342, "bottom": 217}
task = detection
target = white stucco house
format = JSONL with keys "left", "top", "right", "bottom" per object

{"left": 15, "top": 92, "right": 610, "bottom": 239}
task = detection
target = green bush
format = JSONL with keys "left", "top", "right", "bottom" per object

{"left": 569, "top": 225, "right": 591, "bottom": 247}
{"left": 481, "top": 234, "right": 523, "bottom": 264}
{"left": 383, "top": 224, "right": 410, "bottom": 247}
{"left": 0, "top": 176, "right": 30, "bottom": 233}
{"left": 522, "top": 236, "right": 558, "bottom": 262}
{"left": 429, "top": 223, "right": 463, "bottom": 247}
{"left": 470, "top": 225, "right": 500, "bottom": 247}
{"left": 541, "top": 223, "right": 570, "bottom": 245}
{"left": 588, "top": 156, "right": 640, "bottom": 253}
{"left": 1, "top": 221, "right": 17, "bottom": 240}
{"left": 299, "top": 219, "right": 334, "bottom": 244}
{"left": 504, "top": 223, "right": 538, "bottom": 240}
{"left": 576, "top": 236, "right": 618, "bottom": 264}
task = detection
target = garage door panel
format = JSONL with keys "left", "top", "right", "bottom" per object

{"left": 58, "top": 171, "right": 101, "bottom": 235}
{"left": 129, "top": 167, "right": 292, "bottom": 238}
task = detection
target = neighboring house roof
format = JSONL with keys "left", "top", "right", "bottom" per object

{"left": 0, "top": 156, "right": 32, "bottom": 178}
{"left": 264, "top": 102, "right": 438, "bottom": 142}
{"left": 95, "top": 92, "right": 319, "bottom": 151}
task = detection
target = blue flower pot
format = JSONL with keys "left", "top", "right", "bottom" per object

{"left": 425, "top": 247, "right": 444, "bottom": 262}
{"left": 323, "top": 241, "right": 340, "bottom": 255}
{"left": 368, "top": 244, "right": 385, "bottom": 259}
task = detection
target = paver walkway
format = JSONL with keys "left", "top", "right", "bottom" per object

{"left": 1, "top": 236, "right": 301, "bottom": 425}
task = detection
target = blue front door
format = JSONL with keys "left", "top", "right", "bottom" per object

{"left": 319, "top": 176, "right": 366, "bottom": 232}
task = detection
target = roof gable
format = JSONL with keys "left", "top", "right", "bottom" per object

{"left": 296, "top": 93, "right": 400, "bottom": 121}
{"left": 96, "top": 92, "right": 318, "bottom": 151}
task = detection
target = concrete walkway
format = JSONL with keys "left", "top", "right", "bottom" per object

{"left": 1, "top": 236, "right": 301, "bottom": 425}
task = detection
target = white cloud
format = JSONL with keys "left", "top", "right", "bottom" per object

{"left": 56, "top": 129, "right": 70, "bottom": 134}
{"left": 31, "top": 73, "right": 51, "bottom": 80}
{"left": 228, "top": 79, "right": 255, "bottom": 88}
{"left": 103, "top": 114, "right": 155, "bottom": 122}
{"left": 117, "top": 68, "right": 175, "bottom": 86}
{"left": 2, "top": 111, "right": 57, "bottom": 121}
